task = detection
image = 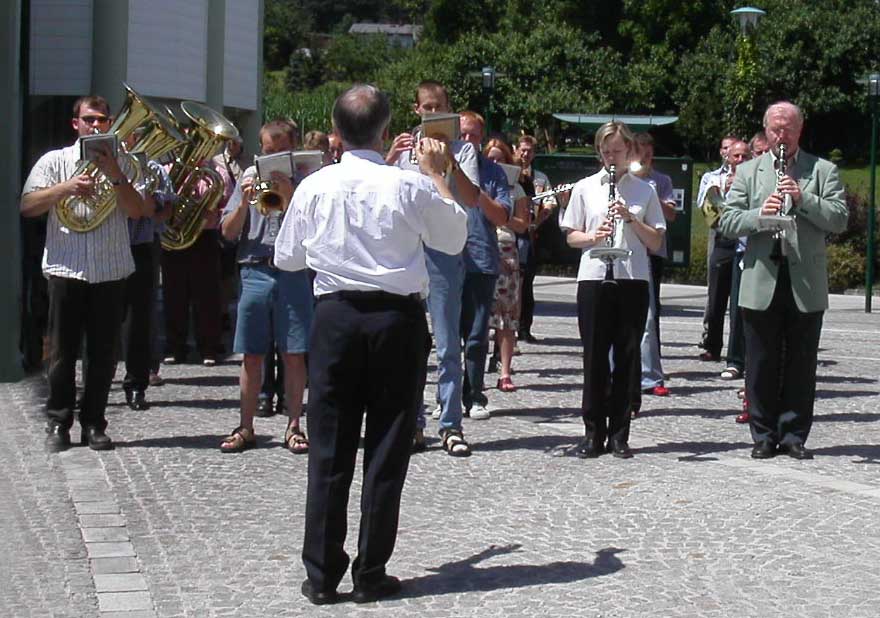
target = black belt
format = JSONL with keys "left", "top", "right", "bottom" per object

{"left": 243, "top": 257, "right": 276, "bottom": 269}
{"left": 318, "top": 290, "right": 421, "bottom": 303}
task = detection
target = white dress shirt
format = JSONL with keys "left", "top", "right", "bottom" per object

{"left": 560, "top": 169, "right": 666, "bottom": 282}
{"left": 21, "top": 142, "right": 135, "bottom": 283}
{"left": 274, "top": 150, "right": 468, "bottom": 297}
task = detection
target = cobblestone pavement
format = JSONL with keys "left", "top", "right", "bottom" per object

{"left": 3, "top": 277, "right": 880, "bottom": 617}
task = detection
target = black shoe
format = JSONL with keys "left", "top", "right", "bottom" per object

{"left": 45, "top": 424, "right": 71, "bottom": 453}
{"left": 486, "top": 355, "right": 498, "bottom": 374}
{"left": 81, "top": 427, "right": 114, "bottom": 451}
{"left": 575, "top": 437, "right": 603, "bottom": 459}
{"left": 275, "top": 398, "right": 286, "bottom": 416}
{"left": 751, "top": 441, "right": 776, "bottom": 459}
{"left": 124, "top": 388, "right": 149, "bottom": 411}
{"left": 300, "top": 579, "right": 338, "bottom": 605}
{"left": 352, "top": 574, "right": 402, "bottom": 604}
{"left": 785, "top": 443, "right": 813, "bottom": 460}
{"left": 608, "top": 440, "right": 633, "bottom": 459}
{"left": 518, "top": 332, "right": 538, "bottom": 343}
{"left": 255, "top": 398, "right": 275, "bottom": 418}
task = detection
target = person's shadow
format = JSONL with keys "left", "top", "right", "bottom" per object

{"left": 398, "top": 544, "right": 626, "bottom": 598}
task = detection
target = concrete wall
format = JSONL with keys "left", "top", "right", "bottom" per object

{"left": 29, "top": 0, "right": 93, "bottom": 96}
{"left": 2, "top": 0, "right": 24, "bottom": 381}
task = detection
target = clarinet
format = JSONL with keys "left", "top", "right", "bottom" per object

{"left": 770, "top": 143, "right": 790, "bottom": 262}
{"left": 604, "top": 164, "right": 617, "bottom": 282}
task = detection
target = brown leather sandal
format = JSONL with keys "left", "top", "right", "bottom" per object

{"left": 220, "top": 426, "right": 255, "bottom": 453}
{"left": 284, "top": 424, "right": 309, "bottom": 454}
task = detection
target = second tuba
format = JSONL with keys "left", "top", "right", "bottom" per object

{"left": 161, "top": 101, "right": 239, "bottom": 251}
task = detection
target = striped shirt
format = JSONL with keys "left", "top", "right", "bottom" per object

{"left": 22, "top": 142, "right": 135, "bottom": 283}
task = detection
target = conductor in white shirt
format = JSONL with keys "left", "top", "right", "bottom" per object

{"left": 274, "top": 84, "right": 468, "bottom": 605}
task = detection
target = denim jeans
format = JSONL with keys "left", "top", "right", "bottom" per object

{"left": 461, "top": 272, "right": 498, "bottom": 410}
{"left": 640, "top": 270, "right": 664, "bottom": 390}
{"left": 419, "top": 250, "right": 465, "bottom": 432}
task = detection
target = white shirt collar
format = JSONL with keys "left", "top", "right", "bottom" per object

{"left": 342, "top": 150, "right": 385, "bottom": 165}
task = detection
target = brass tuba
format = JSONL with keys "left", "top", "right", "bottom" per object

{"left": 56, "top": 83, "right": 186, "bottom": 232}
{"left": 161, "top": 101, "right": 239, "bottom": 251}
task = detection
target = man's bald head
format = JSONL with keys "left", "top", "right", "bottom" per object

{"left": 332, "top": 84, "right": 391, "bottom": 150}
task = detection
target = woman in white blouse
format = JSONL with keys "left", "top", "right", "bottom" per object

{"left": 560, "top": 122, "right": 666, "bottom": 459}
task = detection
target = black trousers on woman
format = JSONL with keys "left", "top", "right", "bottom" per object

{"left": 577, "top": 279, "right": 649, "bottom": 447}
{"left": 302, "top": 292, "right": 429, "bottom": 593}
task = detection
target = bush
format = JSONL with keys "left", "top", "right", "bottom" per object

{"left": 827, "top": 242, "right": 865, "bottom": 292}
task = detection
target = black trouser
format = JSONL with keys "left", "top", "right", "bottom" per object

{"left": 161, "top": 230, "right": 221, "bottom": 361}
{"left": 725, "top": 251, "right": 746, "bottom": 372}
{"left": 742, "top": 263, "right": 823, "bottom": 447}
{"left": 260, "top": 345, "right": 284, "bottom": 402}
{"left": 46, "top": 276, "right": 126, "bottom": 431}
{"left": 122, "top": 244, "right": 155, "bottom": 392}
{"left": 519, "top": 264, "right": 537, "bottom": 336}
{"left": 302, "top": 292, "right": 429, "bottom": 592}
{"left": 649, "top": 255, "right": 664, "bottom": 348}
{"left": 704, "top": 243, "right": 736, "bottom": 356}
{"left": 577, "top": 279, "right": 649, "bottom": 446}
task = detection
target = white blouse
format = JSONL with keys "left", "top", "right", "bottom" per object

{"left": 560, "top": 169, "right": 666, "bottom": 282}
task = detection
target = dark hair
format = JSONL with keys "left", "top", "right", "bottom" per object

{"left": 72, "top": 95, "right": 111, "bottom": 118}
{"left": 415, "top": 80, "right": 449, "bottom": 106}
{"left": 259, "top": 119, "right": 297, "bottom": 147}
{"left": 332, "top": 84, "right": 391, "bottom": 149}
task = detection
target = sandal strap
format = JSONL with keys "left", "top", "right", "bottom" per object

{"left": 221, "top": 426, "right": 254, "bottom": 449}
{"left": 441, "top": 429, "right": 470, "bottom": 453}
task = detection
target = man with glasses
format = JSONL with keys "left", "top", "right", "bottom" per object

{"left": 20, "top": 95, "right": 147, "bottom": 451}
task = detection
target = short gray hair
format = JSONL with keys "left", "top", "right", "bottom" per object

{"left": 763, "top": 101, "right": 804, "bottom": 128}
{"left": 332, "top": 84, "right": 391, "bottom": 149}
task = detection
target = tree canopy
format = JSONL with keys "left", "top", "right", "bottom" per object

{"left": 263, "top": 0, "right": 880, "bottom": 157}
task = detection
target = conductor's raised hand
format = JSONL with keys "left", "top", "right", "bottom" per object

{"left": 416, "top": 137, "right": 451, "bottom": 176}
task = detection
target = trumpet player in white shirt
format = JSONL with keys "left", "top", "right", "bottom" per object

{"left": 560, "top": 122, "right": 666, "bottom": 460}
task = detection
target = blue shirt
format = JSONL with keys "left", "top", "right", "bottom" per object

{"left": 463, "top": 154, "right": 512, "bottom": 274}
{"left": 129, "top": 161, "right": 175, "bottom": 245}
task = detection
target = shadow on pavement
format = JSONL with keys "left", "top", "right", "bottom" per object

{"left": 476, "top": 433, "right": 579, "bottom": 452}
{"left": 815, "top": 389, "right": 879, "bottom": 399}
{"left": 814, "top": 412, "right": 880, "bottom": 423}
{"left": 160, "top": 375, "right": 240, "bottom": 387}
{"left": 636, "top": 440, "right": 752, "bottom": 459}
{"left": 637, "top": 407, "right": 739, "bottom": 420}
{"left": 116, "top": 434, "right": 281, "bottom": 450}
{"left": 400, "top": 545, "right": 625, "bottom": 598}
{"left": 811, "top": 444, "right": 880, "bottom": 463}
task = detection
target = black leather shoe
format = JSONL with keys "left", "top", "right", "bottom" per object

{"left": 518, "top": 332, "right": 538, "bottom": 343}
{"left": 352, "top": 574, "right": 402, "bottom": 604}
{"left": 125, "top": 388, "right": 149, "bottom": 411}
{"left": 275, "top": 397, "right": 286, "bottom": 416}
{"left": 255, "top": 398, "right": 275, "bottom": 418}
{"left": 486, "top": 355, "right": 498, "bottom": 374}
{"left": 785, "top": 443, "right": 813, "bottom": 460}
{"left": 300, "top": 579, "right": 338, "bottom": 605}
{"left": 81, "top": 427, "right": 114, "bottom": 451}
{"left": 751, "top": 441, "right": 776, "bottom": 459}
{"left": 608, "top": 440, "right": 633, "bottom": 459}
{"left": 45, "top": 424, "right": 71, "bottom": 453}
{"left": 575, "top": 438, "right": 603, "bottom": 459}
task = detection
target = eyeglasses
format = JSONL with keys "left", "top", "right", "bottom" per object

{"left": 79, "top": 115, "right": 110, "bottom": 124}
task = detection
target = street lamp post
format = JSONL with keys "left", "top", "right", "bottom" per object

{"left": 728, "top": 7, "right": 766, "bottom": 136}
{"left": 866, "top": 72, "right": 879, "bottom": 312}
{"left": 482, "top": 66, "right": 496, "bottom": 134}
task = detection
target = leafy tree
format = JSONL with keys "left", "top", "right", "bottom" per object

{"left": 264, "top": 0, "right": 312, "bottom": 71}
{"left": 323, "top": 34, "right": 408, "bottom": 83}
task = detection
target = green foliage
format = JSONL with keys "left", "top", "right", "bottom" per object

{"left": 264, "top": 0, "right": 312, "bottom": 71}
{"left": 323, "top": 34, "right": 407, "bottom": 83}
{"left": 287, "top": 50, "right": 325, "bottom": 92}
{"left": 264, "top": 75, "right": 348, "bottom": 137}
{"left": 827, "top": 242, "right": 865, "bottom": 292}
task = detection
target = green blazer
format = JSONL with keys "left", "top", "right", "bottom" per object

{"left": 717, "top": 150, "right": 848, "bottom": 312}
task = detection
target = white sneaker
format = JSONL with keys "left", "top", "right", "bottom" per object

{"left": 469, "top": 404, "right": 491, "bottom": 420}
{"left": 163, "top": 356, "right": 178, "bottom": 365}
{"left": 203, "top": 358, "right": 216, "bottom": 367}
{"left": 431, "top": 404, "right": 442, "bottom": 419}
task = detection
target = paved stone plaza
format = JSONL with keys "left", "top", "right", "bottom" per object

{"left": 3, "top": 276, "right": 880, "bottom": 617}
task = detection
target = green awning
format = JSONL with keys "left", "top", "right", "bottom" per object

{"left": 553, "top": 113, "right": 679, "bottom": 131}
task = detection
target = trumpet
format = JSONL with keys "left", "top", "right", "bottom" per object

{"left": 249, "top": 151, "right": 295, "bottom": 216}
{"left": 250, "top": 179, "right": 287, "bottom": 216}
